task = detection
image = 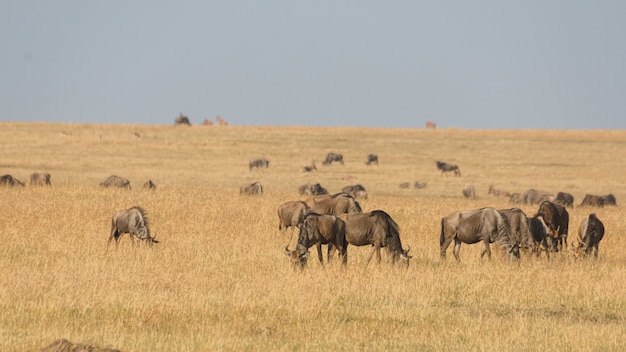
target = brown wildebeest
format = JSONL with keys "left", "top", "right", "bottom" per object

{"left": 240, "top": 182, "right": 263, "bottom": 195}
{"left": 462, "top": 185, "right": 476, "bottom": 199}
{"left": 203, "top": 118, "right": 214, "bottom": 125}
{"left": 580, "top": 194, "right": 617, "bottom": 207}
{"left": 277, "top": 200, "right": 309, "bottom": 238}
{"left": 298, "top": 183, "right": 328, "bottom": 196}
{"left": 509, "top": 193, "right": 522, "bottom": 204}
{"left": 366, "top": 154, "right": 378, "bottom": 165}
{"left": 175, "top": 113, "right": 191, "bottom": 125}
{"left": 0, "top": 174, "right": 25, "bottom": 187}
{"left": 305, "top": 192, "right": 362, "bottom": 216}
{"left": 488, "top": 185, "right": 511, "bottom": 197}
{"left": 342, "top": 184, "right": 367, "bottom": 199}
{"left": 301, "top": 163, "right": 317, "bottom": 172}
{"left": 107, "top": 206, "right": 158, "bottom": 252}
{"left": 535, "top": 201, "right": 569, "bottom": 252}
{"left": 338, "top": 210, "right": 411, "bottom": 267}
{"left": 143, "top": 179, "right": 156, "bottom": 190}
{"left": 249, "top": 158, "right": 269, "bottom": 170}
{"left": 425, "top": 121, "right": 436, "bottom": 129}
{"left": 555, "top": 192, "right": 574, "bottom": 208}
{"left": 522, "top": 189, "right": 554, "bottom": 205}
{"left": 440, "top": 207, "right": 519, "bottom": 262}
{"left": 284, "top": 213, "right": 347, "bottom": 270}
{"left": 414, "top": 181, "right": 427, "bottom": 189}
{"left": 30, "top": 172, "right": 51, "bottom": 186}
{"left": 322, "top": 152, "right": 344, "bottom": 166}
{"left": 573, "top": 213, "right": 605, "bottom": 258}
{"left": 100, "top": 175, "right": 131, "bottom": 189}
{"left": 500, "top": 208, "right": 551, "bottom": 259}
{"left": 436, "top": 161, "right": 461, "bottom": 176}
{"left": 399, "top": 182, "right": 410, "bottom": 189}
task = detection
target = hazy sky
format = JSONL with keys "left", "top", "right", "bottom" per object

{"left": 2, "top": 1, "right": 625, "bottom": 129}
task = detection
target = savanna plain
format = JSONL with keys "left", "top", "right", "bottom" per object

{"left": 1, "top": 122, "right": 625, "bottom": 351}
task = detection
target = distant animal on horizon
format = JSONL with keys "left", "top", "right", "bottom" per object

{"left": 488, "top": 185, "right": 511, "bottom": 197}
{"left": 0, "top": 174, "right": 25, "bottom": 187}
{"left": 216, "top": 115, "right": 228, "bottom": 126}
{"left": 249, "top": 158, "right": 270, "bottom": 170}
{"left": 322, "top": 152, "right": 344, "bottom": 166}
{"left": 425, "top": 121, "right": 436, "bottom": 130}
{"left": 436, "top": 161, "right": 461, "bottom": 176}
{"left": 580, "top": 194, "right": 617, "bottom": 207}
{"left": 240, "top": 182, "right": 263, "bottom": 195}
{"left": 301, "top": 163, "right": 317, "bottom": 172}
{"left": 203, "top": 118, "right": 214, "bottom": 126}
{"left": 100, "top": 175, "right": 131, "bottom": 189}
{"left": 107, "top": 206, "right": 159, "bottom": 252}
{"left": 30, "top": 172, "right": 51, "bottom": 186}
{"left": 366, "top": 154, "right": 378, "bottom": 165}
{"left": 143, "top": 179, "right": 156, "bottom": 190}
{"left": 414, "top": 181, "right": 427, "bottom": 189}
{"left": 573, "top": 213, "right": 605, "bottom": 258}
{"left": 555, "top": 192, "right": 574, "bottom": 208}
{"left": 133, "top": 132, "right": 141, "bottom": 140}
{"left": 175, "top": 113, "right": 191, "bottom": 126}
{"left": 462, "top": 185, "right": 476, "bottom": 199}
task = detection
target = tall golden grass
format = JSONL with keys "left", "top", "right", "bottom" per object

{"left": 1, "top": 122, "right": 625, "bottom": 351}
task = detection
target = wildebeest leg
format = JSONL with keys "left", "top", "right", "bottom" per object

{"left": 480, "top": 240, "right": 491, "bottom": 260}
{"left": 440, "top": 237, "right": 453, "bottom": 260}
{"left": 364, "top": 245, "right": 380, "bottom": 268}
{"left": 106, "top": 228, "right": 121, "bottom": 253}
{"left": 315, "top": 243, "right": 325, "bottom": 267}
{"left": 452, "top": 238, "right": 462, "bottom": 261}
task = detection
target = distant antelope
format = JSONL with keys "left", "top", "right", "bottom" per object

{"left": 133, "top": 132, "right": 141, "bottom": 140}
{"left": 216, "top": 115, "right": 228, "bottom": 126}
{"left": 203, "top": 118, "right": 214, "bottom": 126}
{"left": 425, "top": 121, "right": 436, "bottom": 130}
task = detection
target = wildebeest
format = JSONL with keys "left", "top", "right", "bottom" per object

{"left": 573, "top": 213, "right": 605, "bottom": 258}
{"left": 30, "top": 172, "right": 51, "bottom": 186}
{"left": 342, "top": 184, "right": 368, "bottom": 199}
{"left": 143, "top": 179, "right": 156, "bottom": 190}
{"left": 462, "top": 185, "right": 476, "bottom": 199}
{"left": 522, "top": 189, "right": 554, "bottom": 205}
{"left": 240, "top": 182, "right": 263, "bottom": 195}
{"left": 298, "top": 183, "right": 328, "bottom": 196}
{"left": 301, "top": 163, "right": 317, "bottom": 172}
{"left": 100, "top": 175, "right": 131, "bottom": 189}
{"left": 322, "top": 152, "right": 344, "bottom": 166}
{"left": 305, "top": 193, "right": 362, "bottom": 216}
{"left": 555, "top": 192, "right": 574, "bottom": 208}
{"left": 339, "top": 210, "right": 411, "bottom": 267}
{"left": 174, "top": 113, "right": 191, "bottom": 125}
{"left": 107, "top": 206, "right": 158, "bottom": 251}
{"left": 277, "top": 200, "right": 309, "bottom": 238}
{"left": 366, "top": 154, "right": 378, "bottom": 165}
{"left": 509, "top": 193, "right": 522, "bottom": 204}
{"left": 500, "top": 208, "right": 551, "bottom": 258}
{"left": 580, "top": 194, "right": 617, "bottom": 207}
{"left": 249, "top": 158, "right": 270, "bottom": 170}
{"left": 436, "top": 161, "right": 461, "bottom": 176}
{"left": 414, "top": 181, "right": 427, "bottom": 189}
{"left": 0, "top": 174, "right": 25, "bottom": 187}
{"left": 399, "top": 182, "right": 410, "bottom": 189}
{"left": 284, "top": 213, "right": 347, "bottom": 270}
{"left": 535, "top": 201, "right": 569, "bottom": 252}
{"left": 440, "top": 207, "right": 519, "bottom": 262}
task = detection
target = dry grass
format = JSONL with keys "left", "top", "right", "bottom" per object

{"left": 1, "top": 122, "right": 625, "bottom": 351}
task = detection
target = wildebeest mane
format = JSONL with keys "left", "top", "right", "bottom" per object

{"left": 130, "top": 206, "right": 150, "bottom": 236}
{"left": 370, "top": 210, "right": 402, "bottom": 254}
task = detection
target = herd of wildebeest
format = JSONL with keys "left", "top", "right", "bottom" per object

{"left": 1, "top": 152, "right": 616, "bottom": 270}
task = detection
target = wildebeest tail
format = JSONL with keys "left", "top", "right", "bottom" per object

{"left": 440, "top": 218, "right": 446, "bottom": 246}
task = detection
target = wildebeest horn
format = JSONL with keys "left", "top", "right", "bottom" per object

{"left": 404, "top": 245, "right": 411, "bottom": 254}
{"left": 284, "top": 245, "right": 292, "bottom": 256}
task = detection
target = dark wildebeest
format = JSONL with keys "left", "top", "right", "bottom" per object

{"left": 555, "top": 192, "right": 574, "bottom": 208}
{"left": 509, "top": 193, "right": 522, "bottom": 204}
{"left": 580, "top": 194, "right": 617, "bottom": 207}
{"left": 322, "top": 152, "right": 344, "bottom": 166}
{"left": 30, "top": 172, "right": 51, "bottom": 186}
{"left": 462, "top": 185, "right": 476, "bottom": 199}
{"left": 143, "top": 179, "right": 156, "bottom": 190}
{"left": 399, "top": 182, "right": 410, "bottom": 189}
{"left": 284, "top": 213, "right": 347, "bottom": 270}
{"left": 339, "top": 210, "right": 411, "bottom": 267}
{"left": 573, "top": 213, "right": 605, "bottom": 258}
{"left": 535, "top": 201, "right": 569, "bottom": 252}
{"left": 522, "top": 189, "right": 554, "bottom": 205}
{"left": 249, "top": 158, "right": 269, "bottom": 170}
{"left": 436, "top": 161, "right": 461, "bottom": 176}
{"left": 305, "top": 193, "right": 362, "bottom": 216}
{"left": 301, "top": 163, "right": 317, "bottom": 172}
{"left": 100, "top": 175, "right": 131, "bottom": 189}
{"left": 366, "top": 154, "right": 378, "bottom": 165}
{"left": 298, "top": 183, "right": 328, "bottom": 196}
{"left": 175, "top": 113, "right": 191, "bottom": 125}
{"left": 342, "top": 184, "right": 368, "bottom": 200}
{"left": 500, "top": 208, "right": 551, "bottom": 259}
{"left": 277, "top": 200, "right": 309, "bottom": 238}
{"left": 0, "top": 174, "right": 25, "bottom": 187}
{"left": 107, "top": 206, "right": 159, "bottom": 252}
{"left": 440, "top": 207, "right": 519, "bottom": 262}
{"left": 240, "top": 182, "right": 263, "bottom": 195}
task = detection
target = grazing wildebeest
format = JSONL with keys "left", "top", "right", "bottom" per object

{"left": 573, "top": 213, "right": 605, "bottom": 258}
{"left": 284, "top": 213, "right": 347, "bottom": 270}
{"left": 240, "top": 182, "right": 263, "bottom": 195}
{"left": 522, "top": 189, "right": 554, "bottom": 205}
{"left": 277, "top": 200, "right": 309, "bottom": 238}
{"left": 462, "top": 185, "right": 476, "bottom": 199}
{"left": 509, "top": 193, "right": 522, "bottom": 204}
{"left": 366, "top": 154, "right": 378, "bottom": 165}
{"left": 298, "top": 183, "right": 328, "bottom": 196}
{"left": 342, "top": 184, "right": 367, "bottom": 199}
{"left": 535, "top": 201, "right": 569, "bottom": 252}
{"left": 555, "top": 192, "right": 574, "bottom": 208}
{"left": 339, "top": 210, "right": 411, "bottom": 267}
{"left": 580, "top": 194, "right": 617, "bottom": 207}
{"left": 0, "top": 174, "right": 25, "bottom": 187}
{"left": 500, "top": 208, "right": 551, "bottom": 259}
{"left": 602, "top": 194, "right": 617, "bottom": 206}
{"left": 399, "top": 182, "right": 410, "bottom": 189}
{"left": 425, "top": 121, "right": 436, "bottom": 129}
{"left": 30, "top": 172, "right": 51, "bottom": 186}
{"left": 301, "top": 163, "right": 317, "bottom": 172}
{"left": 107, "top": 206, "right": 159, "bottom": 251}
{"left": 488, "top": 185, "right": 511, "bottom": 197}
{"left": 249, "top": 158, "right": 269, "bottom": 170}
{"left": 100, "top": 175, "right": 131, "bottom": 189}
{"left": 322, "top": 152, "right": 344, "bottom": 166}
{"left": 436, "top": 161, "right": 461, "bottom": 176}
{"left": 414, "top": 181, "right": 427, "bottom": 189}
{"left": 143, "top": 179, "right": 156, "bottom": 190}
{"left": 440, "top": 207, "right": 518, "bottom": 262}
{"left": 305, "top": 193, "right": 362, "bottom": 216}
{"left": 174, "top": 113, "right": 191, "bottom": 125}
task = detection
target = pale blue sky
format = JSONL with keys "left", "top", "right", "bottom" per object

{"left": 2, "top": 1, "right": 625, "bottom": 129}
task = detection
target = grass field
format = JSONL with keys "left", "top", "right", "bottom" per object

{"left": 1, "top": 122, "right": 625, "bottom": 351}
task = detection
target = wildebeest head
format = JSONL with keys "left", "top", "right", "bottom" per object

{"left": 284, "top": 245, "right": 309, "bottom": 270}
